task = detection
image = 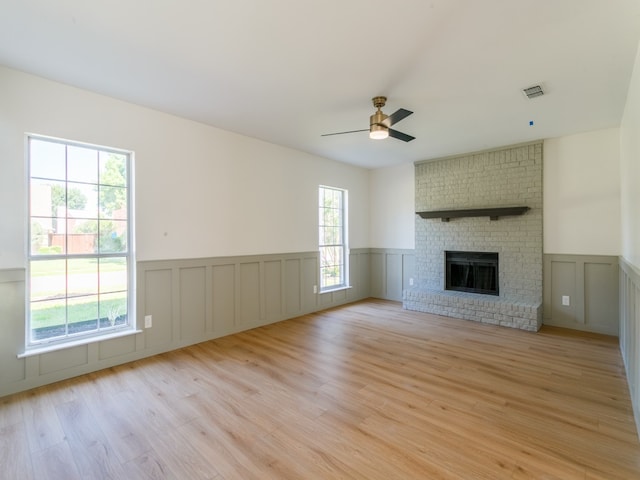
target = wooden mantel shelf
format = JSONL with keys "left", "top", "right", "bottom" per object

{"left": 416, "top": 206, "right": 530, "bottom": 222}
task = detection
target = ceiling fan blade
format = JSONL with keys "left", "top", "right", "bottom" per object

{"left": 384, "top": 108, "right": 413, "bottom": 127}
{"left": 321, "top": 129, "right": 369, "bottom": 137}
{"left": 388, "top": 128, "right": 415, "bottom": 142}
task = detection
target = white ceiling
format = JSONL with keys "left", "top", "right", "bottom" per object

{"left": 1, "top": 1, "right": 639, "bottom": 169}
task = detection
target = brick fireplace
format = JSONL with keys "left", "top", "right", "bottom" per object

{"left": 403, "top": 142, "right": 543, "bottom": 331}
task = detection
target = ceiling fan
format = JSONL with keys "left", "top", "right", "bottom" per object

{"left": 322, "top": 96, "right": 415, "bottom": 142}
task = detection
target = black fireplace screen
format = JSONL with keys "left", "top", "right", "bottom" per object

{"left": 445, "top": 251, "right": 498, "bottom": 296}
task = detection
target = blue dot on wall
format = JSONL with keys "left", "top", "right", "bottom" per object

{"left": 529, "top": 120, "right": 534, "bottom": 126}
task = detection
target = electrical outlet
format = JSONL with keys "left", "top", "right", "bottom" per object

{"left": 313, "top": 285, "right": 318, "bottom": 294}
{"left": 409, "top": 277, "right": 414, "bottom": 286}
{"left": 561, "top": 296, "right": 570, "bottom": 306}
{"left": 144, "top": 315, "right": 153, "bottom": 328}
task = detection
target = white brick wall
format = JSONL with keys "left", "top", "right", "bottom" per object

{"left": 405, "top": 142, "right": 543, "bottom": 330}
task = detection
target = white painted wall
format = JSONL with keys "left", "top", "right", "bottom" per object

{"left": 543, "top": 128, "right": 621, "bottom": 256}
{"left": 0, "top": 66, "right": 370, "bottom": 268}
{"left": 0, "top": 65, "right": 632, "bottom": 267}
{"left": 621, "top": 42, "right": 640, "bottom": 269}
{"left": 370, "top": 130, "right": 624, "bottom": 256}
{"left": 369, "top": 162, "right": 415, "bottom": 249}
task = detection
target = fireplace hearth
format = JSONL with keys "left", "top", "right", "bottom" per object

{"left": 446, "top": 251, "right": 498, "bottom": 296}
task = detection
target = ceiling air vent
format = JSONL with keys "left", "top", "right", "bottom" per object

{"left": 523, "top": 85, "right": 544, "bottom": 99}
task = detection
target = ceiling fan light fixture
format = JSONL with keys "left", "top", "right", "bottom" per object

{"left": 321, "top": 96, "right": 413, "bottom": 142}
{"left": 369, "top": 124, "right": 389, "bottom": 140}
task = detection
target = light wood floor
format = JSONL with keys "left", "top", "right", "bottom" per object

{"left": 1, "top": 299, "right": 639, "bottom": 479}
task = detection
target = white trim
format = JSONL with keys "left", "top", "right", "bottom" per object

{"left": 18, "top": 328, "right": 143, "bottom": 358}
{"left": 319, "top": 285, "right": 352, "bottom": 294}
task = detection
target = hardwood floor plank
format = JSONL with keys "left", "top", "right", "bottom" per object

{"left": 359, "top": 413, "right": 519, "bottom": 479}
{"left": 0, "top": 422, "right": 35, "bottom": 480}
{"left": 262, "top": 420, "right": 406, "bottom": 480}
{"left": 20, "top": 389, "right": 66, "bottom": 454}
{"left": 82, "top": 389, "right": 153, "bottom": 464}
{"left": 426, "top": 398, "right": 589, "bottom": 479}
{"left": 314, "top": 408, "right": 459, "bottom": 479}
{"left": 178, "top": 417, "right": 279, "bottom": 480}
{"left": 0, "top": 393, "right": 24, "bottom": 429}
{"left": 55, "top": 398, "right": 127, "bottom": 479}
{"left": 143, "top": 428, "right": 221, "bottom": 480}
{"left": 1, "top": 300, "right": 639, "bottom": 479}
{"left": 31, "top": 440, "right": 82, "bottom": 480}
{"left": 121, "top": 449, "right": 183, "bottom": 480}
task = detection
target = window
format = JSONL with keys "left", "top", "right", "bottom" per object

{"left": 318, "top": 185, "right": 348, "bottom": 291}
{"left": 27, "top": 135, "right": 133, "bottom": 346}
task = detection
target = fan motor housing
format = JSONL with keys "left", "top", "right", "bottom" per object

{"left": 370, "top": 110, "right": 388, "bottom": 127}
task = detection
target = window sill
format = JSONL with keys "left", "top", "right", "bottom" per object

{"left": 319, "top": 285, "right": 352, "bottom": 294}
{"left": 18, "top": 328, "right": 143, "bottom": 359}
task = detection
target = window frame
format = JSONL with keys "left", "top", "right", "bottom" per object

{"left": 26, "top": 134, "right": 135, "bottom": 349}
{"left": 318, "top": 185, "right": 349, "bottom": 292}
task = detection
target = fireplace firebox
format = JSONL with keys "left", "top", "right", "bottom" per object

{"left": 445, "top": 251, "right": 499, "bottom": 296}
